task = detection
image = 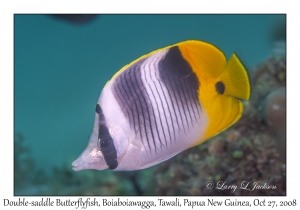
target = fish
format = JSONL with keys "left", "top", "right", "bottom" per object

{"left": 51, "top": 14, "right": 98, "bottom": 25}
{"left": 72, "top": 40, "right": 251, "bottom": 171}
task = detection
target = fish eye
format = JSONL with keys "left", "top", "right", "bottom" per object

{"left": 100, "top": 139, "right": 109, "bottom": 148}
{"left": 215, "top": 81, "right": 225, "bottom": 95}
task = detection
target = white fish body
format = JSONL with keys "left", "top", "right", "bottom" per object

{"left": 72, "top": 40, "right": 251, "bottom": 171}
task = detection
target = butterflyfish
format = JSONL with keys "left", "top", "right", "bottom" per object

{"left": 72, "top": 40, "right": 251, "bottom": 171}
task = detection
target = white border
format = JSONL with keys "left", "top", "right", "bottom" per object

{"left": 1, "top": 1, "right": 298, "bottom": 209}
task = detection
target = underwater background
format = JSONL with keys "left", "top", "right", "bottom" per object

{"left": 14, "top": 14, "right": 286, "bottom": 195}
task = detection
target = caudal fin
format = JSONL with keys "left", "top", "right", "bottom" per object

{"left": 217, "top": 53, "right": 251, "bottom": 101}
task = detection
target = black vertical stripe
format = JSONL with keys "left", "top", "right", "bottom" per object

{"left": 112, "top": 58, "right": 159, "bottom": 153}
{"left": 157, "top": 70, "right": 181, "bottom": 134}
{"left": 160, "top": 66, "right": 188, "bottom": 134}
{"left": 180, "top": 79, "right": 196, "bottom": 127}
{"left": 184, "top": 74, "right": 201, "bottom": 122}
{"left": 115, "top": 81, "right": 133, "bottom": 128}
{"left": 95, "top": 104, "right": 118, "bottom": 170}
{"left": 158, "top": 46, "right": 201, "bottom": 130}
{"left": 172, "top": 75, "right": 191, "bottom": 128}
{"left": 119, "top": 74, "right": 137, "bottom": 131}
{"left": 123, "top": 72, "right": 141, "bottom": 135}
{"left": 149, "top": 56, "right": 172, "bottom": 146}
{"left": 115, "top": 62, "right": 145, "bottom": 149}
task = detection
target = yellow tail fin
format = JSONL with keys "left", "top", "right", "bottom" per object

{"left": 217, "top": 53, "right": 251, "bottom": 100}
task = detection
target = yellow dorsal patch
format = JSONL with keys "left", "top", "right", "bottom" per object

{"left": 177, "top": 40, "right": 226, "bottom": 81}
{"left": 177, "top": 40, "right": 251, "bottom": 145}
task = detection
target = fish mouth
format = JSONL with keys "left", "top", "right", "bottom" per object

{"left": 71, "top": 154, "right": 109, "bottom": 171}
{"left": 71, "top": 158, "right": 82, "bottom": 171}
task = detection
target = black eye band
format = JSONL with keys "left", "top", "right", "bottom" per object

{"left": 96, "top": 104, "right": 118, "bottom": 170}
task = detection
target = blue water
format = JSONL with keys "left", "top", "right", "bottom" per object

{"left": 14, "top": 14, "right": 284, "bottom": 172}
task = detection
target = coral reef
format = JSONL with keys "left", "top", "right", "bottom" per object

{"left": 261, "top": 88, "right": 286, "bottom": 131}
